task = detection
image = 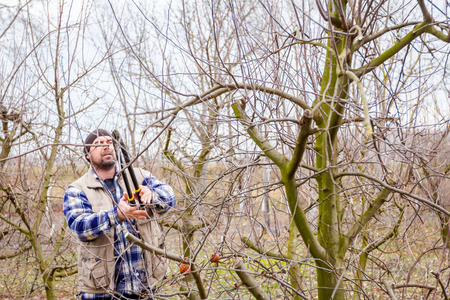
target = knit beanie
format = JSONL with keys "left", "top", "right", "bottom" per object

{"left": 84, "top": 129, "right": 112, "bottom": 160}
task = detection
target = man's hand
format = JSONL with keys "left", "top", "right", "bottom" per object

{"left": 117, "top": 192, "right": 148, "bottom": 221}
{"left": 138, "top": 185, "right": 156, "bottom": 205}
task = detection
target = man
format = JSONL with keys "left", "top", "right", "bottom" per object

{"left": 63, "top": 129, "right": 175, "bottom": 300}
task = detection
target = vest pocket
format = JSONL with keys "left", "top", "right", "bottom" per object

{"left": 151, "top": 251, "right": 168, "bottom": 279}
{"left": 79, "top": 257, "right": 110, "bottom": 289}
{"left": 135, "top": 218, "right": 169, "bottom": 285}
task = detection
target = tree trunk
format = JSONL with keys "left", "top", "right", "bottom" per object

{"left": 44, "top": 274, "right": 57, "bottom": 300}
{"left": 287, "top": 221, "right": 302, "bottom": 300}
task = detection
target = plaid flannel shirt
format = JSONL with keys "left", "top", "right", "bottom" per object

{"left": 63, "top": 168, "right": 175, "bottom": 299}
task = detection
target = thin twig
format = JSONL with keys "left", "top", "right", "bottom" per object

{"left": 383, "top": 280, "right": 398, "bottom": 300}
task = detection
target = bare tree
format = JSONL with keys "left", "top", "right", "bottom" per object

{"left": 0, "top": 1, "right": 108, "bottom": 299}
{"left": 99, "top": 1, "right": 266, "bottom": 298}
{"left": 116, "top": 0, "right": 450, "bottom": 299}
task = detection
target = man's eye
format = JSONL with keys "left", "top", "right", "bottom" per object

{"left": 94, "top": 140, "right": 113, "bottom": 145}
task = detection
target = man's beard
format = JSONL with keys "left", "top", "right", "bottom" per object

{"left": 92, "top": 156, "right": 116, "bottom": 171}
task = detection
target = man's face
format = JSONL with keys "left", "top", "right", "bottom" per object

{"left": 88, "top": 136, "right": 116, "bottom": 171}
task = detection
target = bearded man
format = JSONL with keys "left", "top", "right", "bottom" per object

{"left": 63, "top": 129, "right": 175, "bottom": 300}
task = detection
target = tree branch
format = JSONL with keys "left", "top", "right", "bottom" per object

{"left": 354, "top": 21, "right": 430, "bottom": 77}
{"left": 125, "top": 232, "right": 188, "bottom": 263}
{"left": 234, "top": 260, "right": 269, "bottom": 300}
{"left": 241, "top": 237, "right": 282, "bottom": 259}
{"left": 366, "top": 206, "right": 404, "bottom": 253}
{"left": 52, "top": 264, "right": 78, "bottom": 279}
{"left": 432, "top": 271, "right": 449, "bottom": 300}
{"left": 427, "top": 25, "right": 450, "bottom": 43}
{"left": 383, "top": 279, "right": 398, "bottom": 300}
{"left": 335, "top": 172, "right": 450, "bottom": 217}
{"left": 353, "top": 22, "right": 420, "bottom": 50}
{"left": 417, "top": 0, "right": 432, "bottom": 23}
{"left": 0, "top": 245, "right": 32, "bottom": 260}
{"left": 224, "top": 83, "right": 311, "bottom": 110}
{"left": 231, "top": 101, "right": 289, "bottom": 170}
{"left": 125, "top": 233, "right": 208, "bottom": 299}
{"left": 344, "top": 71, "right": 373, "bottom": 135}
{"left": 340, "top": 188, "right": 392, "bottom": 257}
{"left": 286, "top": 109, "right": 314, "bottom": 177}
{"left": 232, "top": 101, "right": 326, "bottom": 261}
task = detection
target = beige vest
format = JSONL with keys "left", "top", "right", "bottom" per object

{"left": 70, "top": 168, "right": 168, "bottom": 294}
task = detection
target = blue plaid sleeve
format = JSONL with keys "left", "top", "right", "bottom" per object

{"left": 63, "top": 186, "right": 120, "bottom": 242}
{"left": 141, "top": 170, "right": 176, "bottom": 213}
